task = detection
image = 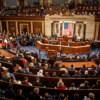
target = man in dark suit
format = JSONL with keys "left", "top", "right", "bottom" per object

{"left": 80, "top": 65, "right": 88, "bottom": 72}
{"left": 2, "top": 72, "right": 10, "bottom": 82}
{"left": 96, "top": 64, "right": 100, "bottom": 70}
{"left": 61, "top": 70, "right": 70, "bottom": 78}
{"left": 66, "top": 43, "right": 71, "bottom": 47}
{"left": 36, "top": 63, "right": 43, "bottom": 69}
{"left": 14, "top": 89, "right": 26, "bottom": 100}
{"left": 33, "top": 77, "right": 43, "bottom": 87}
{"left": 92, "top": 80, "right": 100, "bottom": 89}
{"left": 82, "top": 70, "right": 90, "bottom": 78}
{"left": 58, "top": 41, "right": 62, "bottom": 45}
{"left": 25, "top": 68, "right": 33, "bottom": 75}
{"left": 16, "top": 66, "right": 24, "bottom": 73}
{"left": 54, "top": 63, "right": 59, "bottom": 70}
{"left": 79, "top": 81, "right": 90, "bottom": 89}
{"left": 14, "top": 54, "right": 20, "bottom": 60}
{"left": 68, "top": 64, "right": 75, "bottom": 70}
{"left": 28, "top": 88, "right": 40, "bottom": 100}
{"left": 89, "top": 65, "right": 96, "bottom": 70}
{"left": 72, "top": 70, "right": 81, "bottom": 78}
{"left": 5, "top": 83, "right": 15, "bottom": 99}
{"left": 58, "top": 47, "right": 62, "bottom": 57}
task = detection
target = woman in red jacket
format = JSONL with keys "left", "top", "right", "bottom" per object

{"left": 57, "top": 81, "right": 66, "bottom": 89}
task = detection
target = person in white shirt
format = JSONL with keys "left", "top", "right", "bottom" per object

{"left": 37, "top": 69, "right": 43, "bottom": 76}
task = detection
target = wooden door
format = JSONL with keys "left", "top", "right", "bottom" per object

{"left": 43, "top": 0, "right": 49, "bottom": 6}
{"left": 0, "top": 0, "right": 4, "bottom": 7}
{"left": 19, "top": 0, "right": 24, "bottom": 7}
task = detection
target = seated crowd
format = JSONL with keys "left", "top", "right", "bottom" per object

{"left": 0, "top": 30, "right": 100, "bottom": 100}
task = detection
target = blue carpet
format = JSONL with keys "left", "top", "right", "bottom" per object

{"left": 22, "top": 46, "right": 100, "bottom": 59}
{"left": 1, "top": 46, "right": 99, "bottom": 80}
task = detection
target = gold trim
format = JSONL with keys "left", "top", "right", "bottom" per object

{"left": 20, "top": 24, "right": 29, "bottom": 35}
{"left": 0, "top": 20, "right": 45, "bottom": 22}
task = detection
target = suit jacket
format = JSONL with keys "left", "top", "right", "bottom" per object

{"left": 2, "top": 75, "right": 10, "bottom": 82}
{"left": 61, "top": 74, "right": 70, "bottom": 78}
{"left": 5, "top": 89, "right": 15, "bottom": 99}
{"left": 80, "top": 68, "right": 88, "bottom": 72}
{"left": 66, "top": 43, "right": 71, "bottom": 46}
{"left": 72, "top": 74, "right": 81, "bottom": 78}
{"left": 16, "top": 70, "right": 24, "bottom": 73}
{"left": 96, "top": 66, "right": 100, "bottom": 70}
{"left": 92, "top": 75, "right": 100, "bottom": 78}
{"left": 25, "top": 72, "right": 33, "bottom": 75}
{"left": 82, "top": 74, "right": 90, "bottom": 78}
{"left": 28, "top": 92, "right": 40, "bottom": 100}
{"left": 92, "top": 85, "right": 100, "bottom": 89}
{"left": 36, "top": 65, "right": 43, "bottom": 69}
{"left": 32, "top": 82, "right": 43, "bottom": 87}
{"left": 68, "top": 67, "right": 75, "bottom": 70}
{"left": 54, "top": 67, "right": 59, "bottom": 70}
{"left": 79, "top": 86, "right": 90, "bottom": 89}
{"left": 14, "top": 94, "right": 26, "bottom": 100}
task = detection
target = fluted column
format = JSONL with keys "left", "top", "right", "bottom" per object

{"left": 6, "top": 21, "right": 9, "bottom": 35}
{"left": 60, "top": 21, "right": 62, "bottom": 36}
{"left": 83, "top": 22, "right": 86, "bottom": 41}
{"left": 73, "top": 22, "right": 76, "bottom": 37}
{"left": 51, "top": 21, "right": 53, "bottom": 37}
{"left": 16, "top": 21, "right": 18, "bottom": 34}
{"left": 31, "top": 22, "right": 33, "bottom": 33}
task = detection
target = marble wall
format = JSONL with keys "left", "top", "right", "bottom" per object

{"left": 6, "top": 0, "right": 17, "bottom": 6}
{"left": 45, "top": 15, "right": 95, "bottom": 39}
{"left": 27, "top": 0, "right": 40, "bottom": 6}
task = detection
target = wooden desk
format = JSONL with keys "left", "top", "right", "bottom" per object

{"left": 62, "top": 62, "right": 98, "bottom": 68}
{"left": 36, "top": 41, "right": 91, "bottom": 55}
{"left": 0, "top": 49, "right": 15, "bottom": 59}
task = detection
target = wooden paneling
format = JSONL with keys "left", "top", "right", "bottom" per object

{"left": 98, "top": 24, "right": 100, "bottom": 40}
{"left": 18, "top": 22, "right": 31, "bottom": 34}
{"left": 2, "top": 21, "right": 7, "bottom": 33}
{"left": 8, "top": 22, "right": 16, "bottom": 35}
{"left": 43, "top": 0, "right": 49, "bottom": 6}
{"left": 0, "top": 16, "right": 45, "bottom": 21}
{"left": 0, "top": 0, "right": 4, "bottom": 7}
{"left": 19, "top": 0, "right": 24, "bottom": 7}
{"left": 33, "top": 22, "right": 42, "bottom": 34}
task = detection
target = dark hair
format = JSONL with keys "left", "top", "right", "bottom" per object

{"left": 74, "top": 93, "right": 79, "bottom": 100}
{"left": 17, "top": 89, "right": 22, "bottom": 94}
{"left": 24, "top": 77, "right": 28, "bottom": 80}
{"left": 84, "top": 81, "right": 89, "bottom": 87}
{"left": 71, "top": 83, "right": 75, "bottom": 87}
{"left": 83, "top": 65, "right": 85, "bottom": 68}
{"left": 36, "top": 77, "right": 40, "bottom": 81}
{"left": 62, "top": 65, "right": 65, "bottom": 68}
{"left": 92, "top": 65, "right": 94, "bottom": 68}
{"left": 71, "top": 64, "right": 73, "bottom": 68}
{"left": 55, "top": 63, "right": 58, "bottom": 67}
{"left": 8, "top": 83, "right": 13, "bottom": 89}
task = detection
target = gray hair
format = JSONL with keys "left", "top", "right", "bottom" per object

{"left": 34, "top": 88, "right": 39, "bottom": 93}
